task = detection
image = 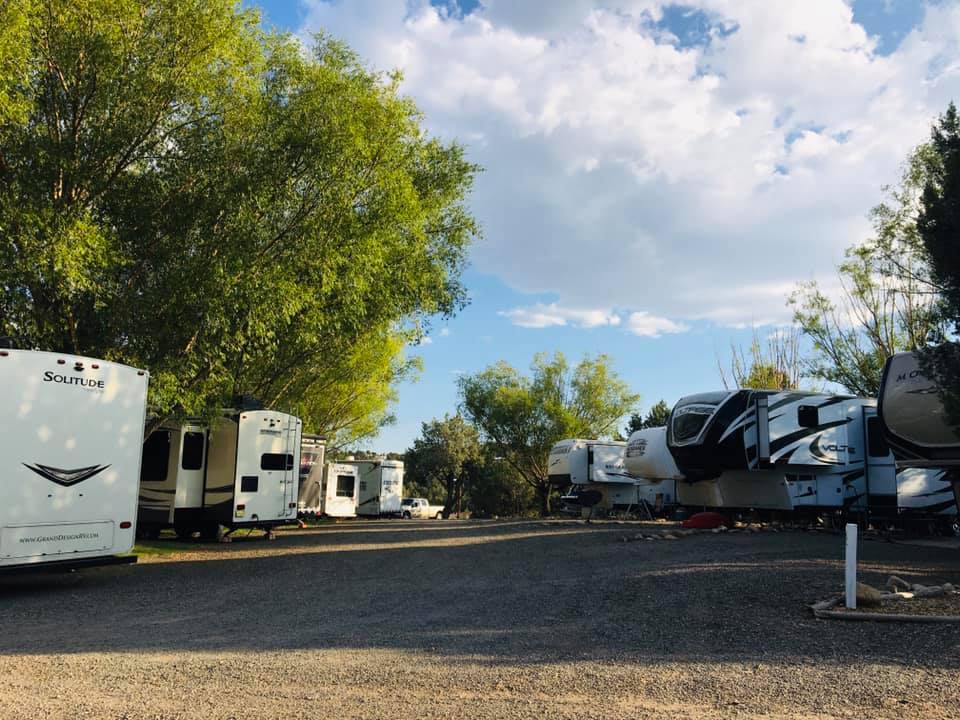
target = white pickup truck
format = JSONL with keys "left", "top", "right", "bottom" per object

{"left": 400, "top": 498, "right": 445, "bottom": 519}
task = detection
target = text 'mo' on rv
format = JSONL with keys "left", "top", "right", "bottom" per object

{"left": 348, "top": 459, "right": 404, "bottom": 517}
{"left": 647, "top": 389, "right": 955, "bottom": 527}
{"left": 1, "top": 349, "right": 149, "bottom": 571}
{"left": 879, "top": 350, "right": 960, "bottom": 512}
{"left": 138, "top": 409, "right": 302, "bottom": 539}
{"left": 548, "top": 438, "right": 676, "bottom": 516}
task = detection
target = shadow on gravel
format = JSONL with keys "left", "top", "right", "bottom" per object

{"left": 2, "top": 520, "right": 959, "bottom": 669}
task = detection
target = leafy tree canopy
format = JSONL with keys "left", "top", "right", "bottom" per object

{"left": 404, "top": 414, "right": 481, "bottom": 514}
{"left": 624, "top": 399, "right": 671, "bottom": 437}
{"left": 917, "top": 102, "right": 960, "bottom": 423}
{"left": 458, "top": 352, "right": 639, "bottom": 515}
{"left": 0, "top": 1, "right": 479, "bottom": 437}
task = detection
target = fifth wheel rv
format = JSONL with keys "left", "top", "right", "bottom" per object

{"left": 626, "top": 390, "right": 955, "bottom": 526}
{"left": 879, "top": 350, "right": 960, "bottom": 512}
{"left": 138, "top": 410, "right": 302, "bottom": 538}
{"left": 548, "top": 438, "right": 676, "bottom": 515}
{"left": 0, "top": 349, "right": 149, "bottom": 571}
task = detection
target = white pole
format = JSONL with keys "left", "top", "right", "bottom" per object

{"left": 845, "top": 523, "right": 858, "bottom": 609}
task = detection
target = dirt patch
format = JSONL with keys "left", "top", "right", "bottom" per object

{"left": 1, "top": 519, "right": 959, "bottom": 719}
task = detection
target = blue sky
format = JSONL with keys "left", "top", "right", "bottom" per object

{"left": 248, "top": 0, "right": 958, "bottom": 452}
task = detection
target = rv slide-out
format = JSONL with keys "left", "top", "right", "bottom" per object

{"left": 0, "top": 349, "right": 149, "bottom": 571}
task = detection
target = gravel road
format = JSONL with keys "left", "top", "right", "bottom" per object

{"left": 1, "top": 519, "right": 959, "bottom": 719}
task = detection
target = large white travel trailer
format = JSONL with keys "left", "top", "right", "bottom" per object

{"left": 347, "top": 459, "right": 404, "bottom": 517}
{"left": 548, "top": 438, "right": 676, "bottom": 514}
{"left": 0, "top": 349, "right": 149, "bottom": 571}
{"left": 297, "top": 435, "right": 327, "bottom": 515}
{"left": 138, "top": 410, "right": 302, "bottom": 538}
{"left": 640, "top": 389, "right": 955, "bottom": 524}
{"left": 317, "top": 462, "right": 359, "bottom": 518}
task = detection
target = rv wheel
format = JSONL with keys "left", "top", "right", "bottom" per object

{"left": 403, "top": 512, "right": 411, "bottom": 519}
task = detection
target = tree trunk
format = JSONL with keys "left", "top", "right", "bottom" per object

{"left": 443, "top": 475, "right": 455, "bottom": 519}
{"left": 538, "top": 482, "right": 551, "bottom": 517}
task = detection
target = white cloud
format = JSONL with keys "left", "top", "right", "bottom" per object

{"left": 625, "top": 311, "right": 689, "bottom": 338}
{"left": 420, "top": 336, "right": 434, "bottom": 345}
{"left": 499, "top": 303, "right": 622, "bottom": 329}
{"left": 300, "top": 0, "right": 960, "bottom": 327}
{"left": 439, "top": 327, "right": 451, "bottom": 337}
{"left": 499, "top": 303, "right": 687, "bottom": 338}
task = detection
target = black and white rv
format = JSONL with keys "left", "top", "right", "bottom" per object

{"left": 548, "top": 438, "right": 676, "bottom": 515}
{"left": 0, "top": 349, "right": 149, "bottom": 571}
{"left": 879, "top": 350, "right": 960, "bottom": 514}
{"left": 138, "top": 410, "right": 302, "bottom": 539}
{"left": 625, "top": 390, "right": 955, "bottom": 526}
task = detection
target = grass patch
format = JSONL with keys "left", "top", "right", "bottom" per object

{"left": 130, "top": 540, "right": 198, "bottom": 557}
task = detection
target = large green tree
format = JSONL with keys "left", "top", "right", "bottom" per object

{"left": 789, "top": 145, "right": 943, "bottom": 397}
{"left": 0, "top": 1, "right": 478, "bottom": 437}
{"left": 404, "top": 414, "right": 481, "bottom": 517}
{"left": 917, "top": 102, "right": 960, "bottom": 423}
{"left": 458, "top": 352, "right": 639, "bottom": 515}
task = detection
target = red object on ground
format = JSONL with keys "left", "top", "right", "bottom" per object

{"left": 682, "top": 512, "right": 730, "bottom": 529}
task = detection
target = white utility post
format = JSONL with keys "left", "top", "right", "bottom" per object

{"left": 845, "top": 523, "right": 858, "bottom": 609}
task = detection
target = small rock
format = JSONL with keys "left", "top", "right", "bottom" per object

{"left": 913, "top": 585, "right": 946, "bottom": 599}
{"left": 856, "top": 582, "right": 883, "bottom": 608}
{"left": 885, "top": 575, "right": 911, "bottom": 592}
{"left": 711, "top": 528, "right": 721, "bottom": 534}
{"left": 662, "top": 533, "right": 678, "bottom": 540}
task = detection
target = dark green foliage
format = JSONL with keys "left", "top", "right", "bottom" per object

{"left": 0, "top": 2, "right": 479, "bottom": 439}
{"left": 624, "top": 399, "right": 671, "bottom": 437}
{"left": 917, "top": 102, "right": 960, "bottom": 423}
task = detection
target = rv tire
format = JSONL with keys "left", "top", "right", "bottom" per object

{"left": 403, "top": 512, "right": 411, "bottom": 519}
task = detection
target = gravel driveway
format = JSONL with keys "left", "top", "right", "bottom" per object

{"left": 1, "top": 519, "right": 958, "bottom": 719}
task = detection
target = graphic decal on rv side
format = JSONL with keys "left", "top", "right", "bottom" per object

{"left": 23, "top": 463, "right": 111, "bottom": 487}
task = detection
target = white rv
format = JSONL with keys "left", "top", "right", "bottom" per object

{"left": 316, "top": 462, "right": 359, "bottom": 518}
{"left": 548, "top": 438, "right": 675, "bottom": 514}
{"left": 297, "top": 435, "right": 327, "bottom": 515}
{"left": 138, "top": 410, "right": 302, "bottom": 538}
{"left": 347, "top": 459, "right": 404, "bottom": 517}
{"left": 627, "top": 389, "right": 956, "bottom": 526}
{"left": 0, "top": 349, "right": 149, "bottom": 571}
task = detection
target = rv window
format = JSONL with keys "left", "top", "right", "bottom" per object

{"left": 866, "top": 417, "right": 890, "bottom": 458}
{"left": 241, "top": 475, "right": 259, "bottom": 492}
{"left": 336, "top": 475, "right": 355, "bottom": 497}
{"left": 671, "top": 406, "right": 714, "bottom": 443}
{"left": 181, "top": 431, "right": 205, "bottom": 470}
{"left": 141, "top": 431, "right": 171, "bottom": 483}
{"left": 797, "top": 405, "right": 819, "bottom": 428}
{"left": 359, "top": 480, "right": 367, "bottom": 492}
{"left": 261, "top": 453, "right": 294, "bottom": 471}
